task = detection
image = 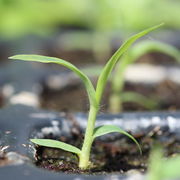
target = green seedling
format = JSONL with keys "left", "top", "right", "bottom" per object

{"left": 109, "top": 40, "right": 180, "bottom": 113}
{"left": 148, "top": 146, "right": 180, "bottom": 180}
{"left": 10, "top": 24, "right": 162, "bottom": 169}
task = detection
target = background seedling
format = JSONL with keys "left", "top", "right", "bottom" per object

{"left": 147, "top": 146, "right": 180, "bottom": 180}
{"left": 81, "top": 40, "right": 180, "bottom": 113}
{"left": 10, "top": 24, "right": 162, "bottom": 169}
{"left": 109, "top": 40, "right": 180, "bottom": 113}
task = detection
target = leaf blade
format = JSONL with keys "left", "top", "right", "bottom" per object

{"left": 130, "top": 40, "right": 180, "bottom": 63}
{"left": 121, "top": 91, "right": 158, "bottom": 110}
{"left": 9, "top": 55, "right": 97, "bottom": 108}
{"left": 30, "top": 139, "right": 81, "bottom": 155}
{"left": 95, "top": 23, "right": 164, "bottom": 104}
{"left": 93, "top": 125, "right": 142, "bottom": 154}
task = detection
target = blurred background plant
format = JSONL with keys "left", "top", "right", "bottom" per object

{"left": 109, "top": 40, "right": 180, "bottom": 113}
{"left": 147, "top": 146, "right": 180, "bottom": 180}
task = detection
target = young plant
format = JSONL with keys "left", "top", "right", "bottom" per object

{"left": 10, "top": 24, "right": 162, "bottom": 170}
{"left": 147, "top": 146, "right": 180, "bottom": 180}
{"left": 109, "top": 40, "right": 180, "bottom": 113}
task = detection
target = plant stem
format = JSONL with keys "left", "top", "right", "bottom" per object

{"left": 79, "top": 105, "right": 98, "bottom": 169}
{"left": 109, "top": 61, "right": 126, "bottom": 113}
{"left": 109, "top": 93, "right": 122, "bottom": 113}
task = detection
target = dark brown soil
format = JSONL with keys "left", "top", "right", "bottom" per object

{"left": 0, "top": 154, "right": 10, "bottom": 167}
{"left": 40, "top": 80, "right": 180, "bottom": 112}
{"left": 33, "top": 125, "right": 179, "bottom": 174}
{"left": 0, "top": 147, "right": 12, "bottom": 167}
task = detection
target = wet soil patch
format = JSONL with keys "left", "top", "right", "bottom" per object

{"left": 33, "top": 125, "right": 180, "bottom": 174}
{"left": 40, "top": 80, "right": 180, "bottom": 112}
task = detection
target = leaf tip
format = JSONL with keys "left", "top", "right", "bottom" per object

{"left": 9, "top": 55, "right": 25, "bottom": 60}
{"left": 9, "top": 55, "right": 16, "bottom": 59}
{"left": 30, "top": 139, "right": 37, "bottom": 143}
{"left": 9, "top": 54, "right": 28, "bottom": 60}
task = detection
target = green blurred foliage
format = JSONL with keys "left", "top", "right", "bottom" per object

{"left": 148, "top": 147, "right": 180, "bottom": 180}
{"left": 89, "top": 0, "right": 180, "bottom": 32}
{"left": 0, "top": 0, "right": 90, "bottom": 38}
{"left": 118, "top": 0, "right": 180, "bottom": 31}
{"left": 0, "top": 0, "right": 179, "bottom": 39}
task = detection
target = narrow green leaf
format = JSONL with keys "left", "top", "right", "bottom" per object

{"left": 93, "top": 125, "right": 142, "bottom": 154}
{"left": 9, "top": 55, "right": 97, "bottom": 108}
{"left": 30, "top": 139, "right": 81, "bottom": 155}
{"left": 130, "top": 40, "right": 180, "bottom": 63}
{"left": 96, "top": 23, "right": 164, "bottom": 104}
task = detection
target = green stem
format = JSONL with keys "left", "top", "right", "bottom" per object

{"left": 79, "top": 105, "right": 98, "bottom": 169}
{"left": 109, "top": 55, "right": 128, "bottom": 113}
{"left": 109, "top": 93, "right": 122, "bottom": 113}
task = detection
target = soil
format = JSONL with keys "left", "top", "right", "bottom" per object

{"left": 0, "top": 151, "right": 10, "bottom": 167}
{"left": 40, "top": 80, "right": 180, "bottom": 112}
{"left": 0, "top": 147, "right": 15, "bottom": 167}
{"left": 0, "top": 156, "right": 11, "bottom": 167}
{"left": 33, "top": 124, "right": 180, "bottom": 174}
